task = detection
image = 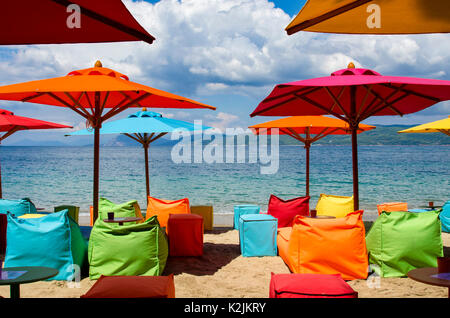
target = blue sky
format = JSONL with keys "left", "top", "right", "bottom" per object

{"left": 0, "top": 0, "right": 449, "bottom": 145}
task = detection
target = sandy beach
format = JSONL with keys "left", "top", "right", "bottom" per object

{"left": 1, "top": 223, "right": 449, "bottom": 299}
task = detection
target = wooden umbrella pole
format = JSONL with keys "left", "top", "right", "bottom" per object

{"left": 144, "top": 143, "right": 150, "bottom": 205}
{"left": 305, "top": 143, "right": 310, "bottom": 197}
{"left": 0, "top": 143, "right": 2, "bottom": 199}
{"left": 350, "top": 86, "right": 359, "bottom": 211}
{"left": 92, "top": 91, "right": 101, "bottom": 223}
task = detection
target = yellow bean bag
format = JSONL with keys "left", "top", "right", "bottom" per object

{"left": 315, "top": 194, "right": 354, "bottom": 218}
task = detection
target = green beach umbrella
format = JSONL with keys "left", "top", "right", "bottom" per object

{"left": 68, "top": 108, "right": 211, "bottom": 205}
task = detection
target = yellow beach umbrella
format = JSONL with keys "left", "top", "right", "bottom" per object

{"left": 398, "top": 116, "right": 450, "bottom": 136}
{"left": 286, "top": 0, "right": 450, "bottom": 35}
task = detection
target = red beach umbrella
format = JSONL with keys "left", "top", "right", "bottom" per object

{"left": 250, "top": 63, "right": 450, "bottom": 210}
{"left": 0, "top": 109, "right": 72, "bottom": 198}
{"left": 1, "top": 0, "right": 155, "bottom": 45}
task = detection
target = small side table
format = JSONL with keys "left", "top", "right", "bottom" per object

{"left": 103, "top": 217, "right": 143, "bottom": 226}
{"left": 0, "top": 266, "right": 59, "bottom": 298}
{"left": 407, "top": 267, "right": 450, "bottom": 298}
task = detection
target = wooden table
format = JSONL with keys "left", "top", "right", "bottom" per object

{"left": 407, "top": 267, "right": 450, "bottom": 298}
{"left": 419, "top": 205, "right": 442, "bottom": 210}
{"left": 103, "top": 217, "right": 143, "bottom": 226}
{"left": 0, "top": 266, "right": 59, "bottom": 298}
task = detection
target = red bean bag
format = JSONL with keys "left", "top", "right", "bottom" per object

{"left": 81, "top": 274, "right": 175, "bottom": 298}
{"left": 267, "top": 194, "right": 310, "bottom": 228}
{"left": 167, "top": 213, "right": 203, "bottom": 257}
{"left": 269, "top": 273, "right": 358, "bottom": 298}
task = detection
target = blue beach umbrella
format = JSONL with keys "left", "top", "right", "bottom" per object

{"left": 68, "top": 108, "right": 211, "bottom": 203}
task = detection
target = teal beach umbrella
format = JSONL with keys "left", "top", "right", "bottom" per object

{"left": 68, "top": 108, "right": 211, "bottom": 203}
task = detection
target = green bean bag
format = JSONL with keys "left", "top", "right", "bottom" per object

{"left": 366, "top": 210, "right": 443, "bottom": 277}
{"left": 88, "top": 216, "right": 168, "bottom": 280}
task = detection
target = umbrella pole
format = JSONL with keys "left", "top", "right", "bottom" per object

{"left": 351, "top": 126, "right": 359, "bottom": 211}
{"left": 93, "top": 124, "right": 100, "bottom": 222}
{"left": 0, "top": 144, "right": 2, "bottom": 199}
{"left": 144, "top": 144, "right": 150, "bottom": 206}
{"left": 305, "top": 143, "right": 310, "bottom": 197}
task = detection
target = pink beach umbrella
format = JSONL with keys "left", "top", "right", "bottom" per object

{"left": 250, "top": 63, "right": 450, "bottom": 210}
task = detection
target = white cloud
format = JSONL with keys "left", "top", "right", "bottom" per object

{"left": 0, "top": 0, "right": 448, "bottom": 136}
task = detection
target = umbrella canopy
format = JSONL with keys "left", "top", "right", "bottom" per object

{"left": 286, "top": 0, "right": 450, "bottom": 35}
{"left": 250, "top": 63, "right": 450, "bottom": 210}
{"left": 1, "top": 0, "right": 155, "bottom": 45}
{"left": 68, "top": 108, "right": 212, "bottom": 203}
{"left": 0, "top": 108, "right": 72, "bottom": 198}
{"left": 0, "top": 61, "right": 216, "bottom": 222}
{"left": 249, "top": 116, "right": 375, "bottom": 196}
{"left": 398, "top": 116, "right": 450, "bottom": 136}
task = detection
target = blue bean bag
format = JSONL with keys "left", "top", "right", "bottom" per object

{"left": 0, "top": 198, "right": 37, "bottom": 217}
{"left": 440, "top": 201, "right": 450, "bottom": 233}
{"left": 4, "top": 210, "right": 88, "bottom": 281}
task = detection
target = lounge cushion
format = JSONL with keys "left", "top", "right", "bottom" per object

{"left": 88, "top": 215, "right": 168, "bottom": 280}
{"left": 277, "top": 210, "right": 368, "bottom": 280}
{"left": 81, "top": 274, "right": 175, "bottom": 298}
{"left": 315, "top": 194, "right": 354, "bottom": 218}
{"left": 269, "top": 273, "right": 358, "bottom": 298}
{"left": 146, "top": 197, "right": 190, "bottom": 229}
{"left": 0, "top": 198, "right": 37, "bottom": 217}
{"left": 267, "top": 194, "right": 310, "bottom": 228}
{"left": 377, "top": 202, "right": 408, "bottom": 215}
{"left": 366, "top": 210, "right": 443, "bottom": 277}
{"left": 5, "top": 210, "right": 87, "bottom": 281}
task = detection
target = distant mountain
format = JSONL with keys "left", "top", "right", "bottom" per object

{"left": 4, "top": 125, "right": 449, "bottom": 146}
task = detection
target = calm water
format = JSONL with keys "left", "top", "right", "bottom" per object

{"left": 1, "top": 145, "right": 448, "bottom": 221}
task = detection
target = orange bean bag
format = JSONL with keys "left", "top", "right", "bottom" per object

{"left": 146, "top": 196, "right": 190, "bottom": 229}
{"left": 277, "top": 210, "right": 368, "bottom": 280}
{"left": 377, "top": 202, "right": 408, "bottom": 216}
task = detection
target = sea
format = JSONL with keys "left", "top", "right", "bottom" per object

{"left": 1, "top": 145, "right": 449, "bottom": 222}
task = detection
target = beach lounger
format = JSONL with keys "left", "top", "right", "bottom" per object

{"left": 88, "top": 215, "right": 168, "bottom": 280}
{"left": 81, "top": 274, "right": 175, "bottom": 298}
{"left": 146, "top": 196, "right": 190, "bottom": 230}
{"left": 269, "top": 273, "right": 358, "bottom": 298}
{"left": 277, "top": 210, "right": 368, "bottom": 280}
{"left": 377, "top": 202, "right": 408, "bottom": 215}
{"left": 266, "top": 194, "right": 310, "bottom": 228}
{"left": 315, "top": 194, "right": 354, "bottom": 218}
{"left": 366, "top": 210, "right": 443, "bottom": 277}
{"left": 167, "top": 214, "right": 203, "bottom": 256}
{"left": 4, "top": 210, "right": 87, "bottom": 281}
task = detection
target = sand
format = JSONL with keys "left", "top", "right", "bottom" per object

{"left": 1, "top": 227, "right": 449, "bottom": 298}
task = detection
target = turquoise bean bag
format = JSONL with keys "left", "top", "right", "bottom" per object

{"left": 440, "top": 201, "right": 450, "bottom": 233}
{"left": 5, "top": 210, "right": 88, "bottom": 281}
{"left": 0, "top": 198, "right": 37, "bottom": 217}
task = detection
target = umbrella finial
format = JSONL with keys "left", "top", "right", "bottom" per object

{"left": 94, "top": 60, "right": 103, "bottom": 68}
{"left": 347, "top": 62, "right": 355, "bottom": 69}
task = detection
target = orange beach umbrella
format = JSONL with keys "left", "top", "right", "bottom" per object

{"left": 1, "top": 0, "right": 155, "bottom": 45}
{"left": 0, "top": 109, "right": 72, "bottom": 198}
{"left": 286, "top": 0, "right": 450, "bottom": 36}
{"left": 250, "top": 116, "right": 375, "bottom": 196}
{"left": 0, "top": 61, "right": 216, "bottom": 222}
